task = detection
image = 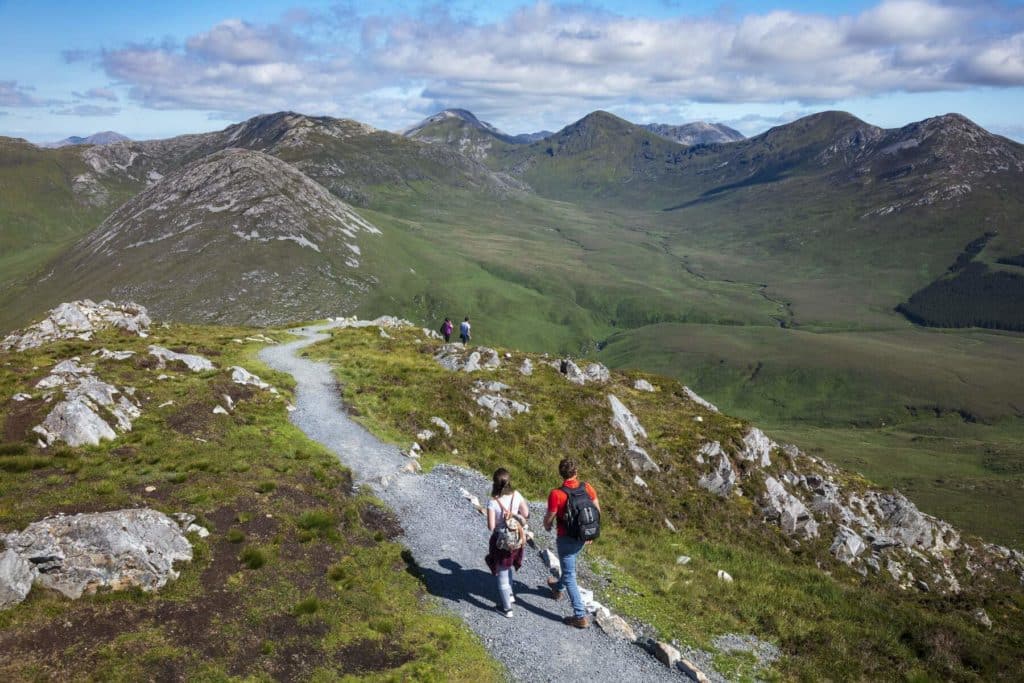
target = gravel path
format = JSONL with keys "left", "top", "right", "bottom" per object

{"left": 260, "top": 324, "right": 681, "bottom": 682}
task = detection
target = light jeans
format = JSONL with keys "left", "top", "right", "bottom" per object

{"left": 553, "top": 535, "right": 587, "bottom": 618}
{"left": 496, "top": 567, "right": 514, "bottom": 611}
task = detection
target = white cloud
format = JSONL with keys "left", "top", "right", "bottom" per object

{"left": 0, "top": 80, "right": 56, "bottom": 107}
{"left": 72, "top": 87, "right": 119, "bottom": 102}
{"left": 74, "top": 2, "right": 1024, "bottom": 130}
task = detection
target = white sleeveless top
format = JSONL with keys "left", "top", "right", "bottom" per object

{"left": 487, "top": 491, "right": 522, "bottom": 530}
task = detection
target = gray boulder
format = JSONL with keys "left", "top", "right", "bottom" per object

{"left": 608, "top": 395, "right": 660, "bottom": 472}
{"left": 830, "top": 526, "right": 866, "bottom": 564}
{"left": 32, "top": 360, "right": 140, "bottom": 447}
{"left": 3, "top": 509, "right": 193, "bottom": 599}
{"left": 0, "top": 549, "right": 37, "bottom": 610}
{"left": 480, "top": 348, "right": 501, "bottom": 369}
{"left": 475, "top": 394, "right": 529, "bottom": 420}
{"left": 682, "top": 386, "right": 718, "bottom": 412}
{"left": 561, "top": 359, "right": 587, "bottom": 385}
{"left": 739, "top": 428, "right": 775, "bottom": 468}
{"left": 583, "top": 363, "right": 611, "bottom": 383}
{"left": 698, "top": 453, "right": 738, "bottom": 497}
{"left": 633, "top": 378, "right": 656, "bottom": 392}
{"left": 519, "top": 358, "right": 534, "bottom": 376}
{"left": 762, "top": 477, "right": 819, "bottom": 538}
{"left": 148, "top": 345, "right": 215, "bottom": 372}
{"left": 230, "top": 366, "right": 274, "bottom": 391}
{"left": 429, "top": 416, "right": 453, "bottom": 436}
{"left": 594, "top": 607, "right": 636, "bottom": 642}
{"left": 462, "top": 351, "right": 482, "bottom": 373}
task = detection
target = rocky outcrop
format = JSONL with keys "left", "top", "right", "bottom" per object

{"left": 230, "top": 366, "right": 276, "bottom": 393}
{"left": 1, "top": 300, "right": 150, "bottom": 352}
{"left": 32, "top": 358, "right": 140, "bottom": 447}
{"left": 2, "top": 509, "right": 192, "bottom": 603}
{"left": 830, "top": 526, "right": 866, "bottom": 564}
{"left": 698, "top": 449, "right": 738, "bottom": 497}
{"left": 633, "top": 379, "right": 656, "bottom": 392}
{"left": 762, "top": 477, "right": 818, "bottom": 538}
{"left": 149, "top": 346, "right": 215, "bottom": 372}
{"left": 739, "top": 428, "right": 775, "bottom": 467}
{"left": 608, "top": 395, "right": 660, "bottom": 472}
{"left": 472, "top": 381, "right": 529, "bottom": 421}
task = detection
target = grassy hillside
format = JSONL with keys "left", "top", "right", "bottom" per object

{"left": 0, "top": 137, "right": 135, "bottom": 287}
{"left": 307, "top": 324, "right": 1024, "bottom": 681}
{"left": 597, "top": 323, "right": 1024, "bottom": 546}
{"left": 0, "top": 325, "right": 500, "bottom": 681}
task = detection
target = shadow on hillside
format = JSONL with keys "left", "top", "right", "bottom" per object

{"left": 402, "top": 552, "right": 563, "bottom": 623}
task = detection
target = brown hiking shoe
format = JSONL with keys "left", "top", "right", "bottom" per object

{"left": 547, "top": 578, "right": 563, "bottom": 601}
{"left": 562, "top": 615, "right": 590, "bottom": 629}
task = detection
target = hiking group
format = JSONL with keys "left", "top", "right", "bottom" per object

{"left": 484, "top": 458, "right": 601, "bottom": 628}
{"left": 440, "top": 317, "right": 470, "bottom": 344}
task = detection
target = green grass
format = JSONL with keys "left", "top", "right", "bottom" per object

{"left": 0, "top": 324, "right": 502, "bottom": 682}
{"left": 307, "top": 324, "right": 1024, "bottom": 681}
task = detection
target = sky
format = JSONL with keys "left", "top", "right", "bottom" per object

{"left": 1, "top": 0, "right": 1023, "bottom": 143}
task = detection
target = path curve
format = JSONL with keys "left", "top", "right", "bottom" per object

{"left": 260, "top": 324, "right": 679, "bottom": 682}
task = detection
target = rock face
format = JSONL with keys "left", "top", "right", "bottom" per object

{"left": 608, "top": 395, "right": 660, "bottom": 472}
{"left": 830, "top": 526, "right": 866, "bottom": 564}
{"left": 762, "top": 477, "right": 818, "bottom": 539}
{"left": 1, "top": 300, "right": 150, "bottom": 352}
{"left": 740, "top": 428, "right": 775, "bottom": 467}
{"left": 698, "top": 449, "right": 738, "bottom": 497}
{"left": 32, "top": 358, "right": 140, "bottom": 447}
{"left": 0, "top": 550, "right": 36, "bottom": 609}
{"left": 3, "top": 509, "right": 192, "bottom": 601}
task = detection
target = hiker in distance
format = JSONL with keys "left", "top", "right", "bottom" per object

{"left": 485, "top": 468, "right": 530, "bottom": 617}
{"left": 440, "top": 317, "right": 453, "bottom": 343}
{"left": 460, "top": 316, "right": 471, "bottom": 344}
{"left": 543, "top": 458, "right": 601, "bottom": 629}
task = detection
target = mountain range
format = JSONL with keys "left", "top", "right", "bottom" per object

{"left": 1, "top": 106, "right": 1023, "bottom": 550}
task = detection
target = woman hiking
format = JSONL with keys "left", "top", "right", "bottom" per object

{"left": 441, "top": 317, "right": 453, "bottom": 343}
{"left": 485, "top": 468, "right": 530, "bottom": 617}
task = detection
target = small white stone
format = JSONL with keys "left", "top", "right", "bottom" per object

{"left": 633, "top": 475, "right": 647, "bottom": 488}
{"left": 212, "top": 405, "right": 229, "bottom": 415}
{"left": 676, "top": 555, "right": 692, "bottom": 565}
{"left": 717, "top": 570, "right": 733, "bottom": 582}
{"left": 144, "top": 486, "right": 156, "bottom": 493}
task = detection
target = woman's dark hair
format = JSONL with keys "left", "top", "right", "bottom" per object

{"left": 491, "top": 468, "right": 513, "bottom": 497}
{"left": 558, "top": 458, "right": 578, "bottom": 480}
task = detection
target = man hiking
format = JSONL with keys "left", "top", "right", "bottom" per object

{"left": 459, "top": 316, "right": 471, "bottom": 344}
{"left": 543, "top": 458, "right": 600, "bottom": 629}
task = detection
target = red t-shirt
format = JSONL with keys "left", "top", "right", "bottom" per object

{"left": 547, "top": 478, "right": 598, "bottom": 537}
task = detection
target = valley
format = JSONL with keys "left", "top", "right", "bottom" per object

{"left": 2, "top": 106, "right": 1023, "bottom": 553}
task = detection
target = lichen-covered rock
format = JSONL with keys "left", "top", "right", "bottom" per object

{"left": 519, "top": 358, "right": 533, "bottom": 376}
{"left": 230, "top": 366, "right": 275, "bottom": 392}
{"left": 149, "top": 346, "right": 215, "bottom": 372}
{"left": 739, "top": 428, "right": 775, "bottom": 468}
{"left": 3, "top": 509, "right": 192, "bottom": 600}
{"left": 32, "top": 359, "right": 140, "bottom": 447}
{"left": 762, "top": 477, "right": 819, "bottom": 538}
{"left": 1, "top": 300, "right": 150, "bottom": 352}
{"left": 429, "top": 416, "right": 452, "bottom": 436}
{"left": 480, "top": 348, "right": 501, "bottom": 370}
{"left": 475, "top": 393, "right": 530, "bottom": 420}
{"left": 0, "top": 550, "right": 37, "bottom": 610}
{"left": 560, "top": 359, "right": 587, "bottom": 385}
{"left": 608, "top": 395, "right": 660, "bottom": 472}
{"left": 583, "top": 363, "right": 610, "bottom": 383}
{"left": 682, "top": 386, "right": 718, "bottom": 412}
{"left": 633, "top": 378, "right": 656, "bottom": 392}
{"left": 830, "top": 526, "right": 866, "bottom": 564}
{"left": 699, "top": 452, "right": 738, "bottom": 497}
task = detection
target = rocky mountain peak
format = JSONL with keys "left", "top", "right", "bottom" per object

{"left": 643, "top": 121, "right": 745, "bottom": 146}
{"left": 43, "top": 131, "right": 131, "bottom": 148}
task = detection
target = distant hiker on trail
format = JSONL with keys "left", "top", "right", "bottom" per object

{"left": 459, "top": 317, "right": 471, "bottom": 344}
{"left": 544, "top": 458, "right": 601, "bottom": 629}
{"left": 485, "top": 468, "right": 530, "bottom": 618}
{"left": 441, "top": 317, "right": 453, "bottom": 343}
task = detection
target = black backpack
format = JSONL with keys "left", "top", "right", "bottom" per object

{"left": 562, "top": 483, "right": 600, "bottom": 541}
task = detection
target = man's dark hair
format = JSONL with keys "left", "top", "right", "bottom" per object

{"left": 558, "top": 458, "right": 578, "bottom": 480}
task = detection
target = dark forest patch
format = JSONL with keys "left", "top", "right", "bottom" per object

{"left": 897, "top": 262, "right": 1024, "bottom": 331}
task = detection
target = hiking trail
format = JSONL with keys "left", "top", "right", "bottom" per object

{"left": 260, "top": 323, "right": 682, "bottom": 682}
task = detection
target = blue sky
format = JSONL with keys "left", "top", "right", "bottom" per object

{"left": 1, "top": 0, "right": 1023, "bottom": 142}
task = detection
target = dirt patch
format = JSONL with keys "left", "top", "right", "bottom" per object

{"left": 334, "top": 637, "right": 416, "bottom": 674}
{"left": 166, "top": 401, "right": 215, "bottom": 436}
{"left": 4, "top": 397, "right": 48, "bottom": 442}
{"left": 360, "top": 503, "right": 403, "bottom": 540}
{"left": 211, "top": 377, "right": 255, "bottom": 405}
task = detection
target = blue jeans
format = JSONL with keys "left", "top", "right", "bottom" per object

{"left": 553, "top": 535, "right": 587, "bottom": 618}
